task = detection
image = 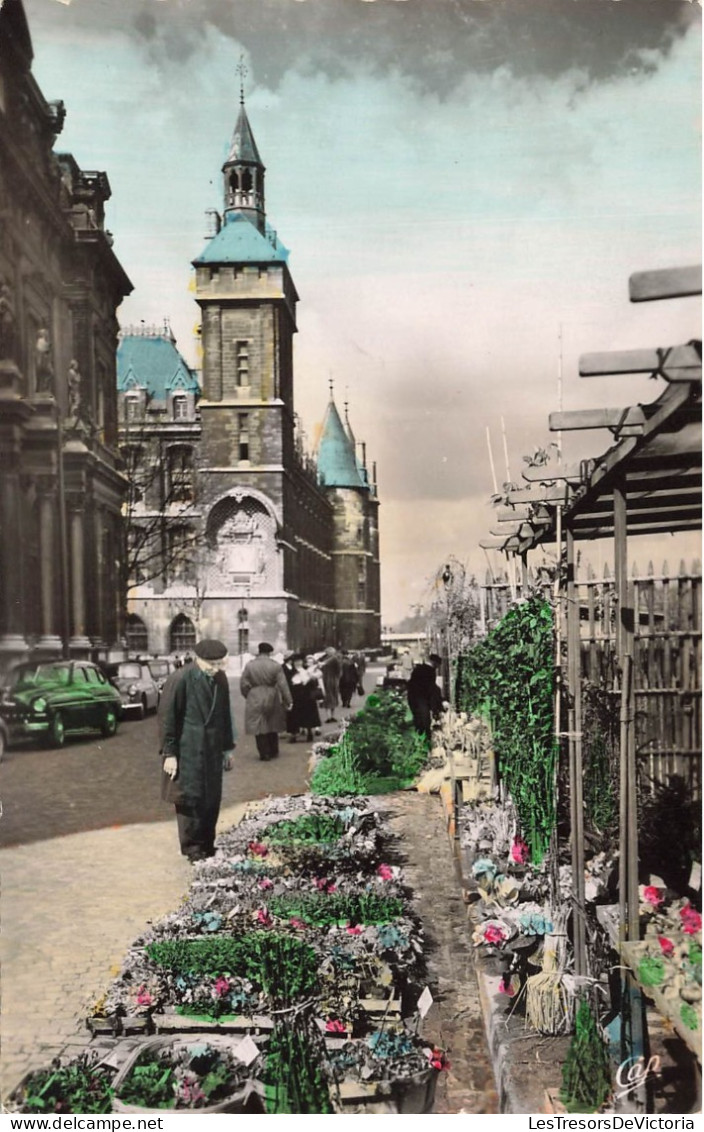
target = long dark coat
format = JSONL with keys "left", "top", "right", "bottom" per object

{"left": 240, "top": 655, "right": 292, "bottom": 735}
{"left": 160, "top": 665, "right": 235, "bottom": 808}
{"left": 407, "top": 662, "right": 443, "bottom": 738}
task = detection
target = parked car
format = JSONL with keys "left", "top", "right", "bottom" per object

{"left": 106, "top": 661, "right": 159, "bottom": 719}
{"left": 144, "top": 656, "right": 177, "bottom": 694}
{"left": 0, "top": 660, "right": 122, "bottom": 750}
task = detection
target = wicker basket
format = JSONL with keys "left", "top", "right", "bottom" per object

{"left": 110, "top": 1034, "right": 265, "bottom": 1115}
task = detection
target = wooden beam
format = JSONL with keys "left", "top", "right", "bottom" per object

{"left": 506, "top": 484, "right": 570, "bottom": 505}
{"left": 495, "top": 505, "right": 532, "bottom": 521}
{"left": 522, "top": 461, "right": 585, "bottom": 483}
{"left": 479, "top": 538, "right": 519, "bottom": 550}
{"left": 629, "top": 265, "right": 702, "bottom": 303}
{"left": 549, "top": 406, "right": 646, "bottom": 432}
{"left": 579, "top": 343, "right": 701, "bottom": 383}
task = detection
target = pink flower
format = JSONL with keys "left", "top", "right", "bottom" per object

{"left": 314, "top": 877, "right": 336, "bottom": 893}
{"left": 289, "top": 917, "right": 307, "bottom": 930}
{"left": 258, "top": 877, "right": 274, "bottom": 890}
{"left": 256, "top": 908, "right": 273, "bottom": 927}
{"left": 680, "top": 903, "right": 702, "bottom": 935}
{"left": 377, "top": 865, "right": 394, "bottom": 880}
{"left": 248, "top": 841, "right": 269, "bottom": 857}
{"left": 510, "top": 839, "right": 530, "bottom": 865}
{"left": 179, "top": 1080, "right": 206, "bottom": 1105}
{"left": 429, "top": 1048, "right": 451, "bottom": 1072}
{"left": 643, "top": 886, "right": 665, "bottom": 908}
{"left": 135, "top": 986, "right": 153, "bottom": 1006}
{"left": 325, "top": 1019, "right": 346, "bottom": 1033}
{"left": 346, "top": 924, "right": 362, "bottom": 935}
{"left": 498, "top": 974, "right": 516, "bottom": 996}
{"left": 213, "top": 977, "right": 230, "bottom": 997}
{"left": 658, "top": 936, "right": 675, "bottom": 957}
{"left": 484, "top": 925, "right": 507, "bottom": 945}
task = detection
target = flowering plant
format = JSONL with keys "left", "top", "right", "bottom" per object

{"left": 680, "top": 903, "right": 702, "bottom": 936}
{"left": 510, "top": 839, "right": 530, "bottom": 865}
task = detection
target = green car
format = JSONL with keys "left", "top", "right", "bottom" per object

{"left": 0, "top": 660, "right": 123, "bottom": 751}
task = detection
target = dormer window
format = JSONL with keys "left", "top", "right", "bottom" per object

{"left": 125, "top": 394, "right": 140, "bottom": 421}
{"left": 172, "top": 394, "right": 188, "bottom": 420}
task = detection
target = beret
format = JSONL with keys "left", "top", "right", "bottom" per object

{"left": 258, "top": 642, "right": 274, "bottom": 654}
{"left": 194, "top": 638, "right": 228, "bottom": 660}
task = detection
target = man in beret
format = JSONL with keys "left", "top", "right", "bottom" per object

{"left": 161, "top": 638, "right": 235, "bottom": 862}
{"left": 240, "top": 642, "right": 292, "bottom": 761}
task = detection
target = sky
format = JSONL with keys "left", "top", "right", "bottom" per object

{"left": 21, "top": 0, "right": 702, "bottom": 625}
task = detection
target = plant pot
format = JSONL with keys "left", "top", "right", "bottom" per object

{"left": 110, "top": 1034, "right": 265, "bottom": 1114}
{"left": 333, "top": 1067, "right": 437, "bottom": 1114}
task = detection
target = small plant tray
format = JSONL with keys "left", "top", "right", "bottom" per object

{"left": 153, "top": 1012, "right": 275, "bottom": 1035}
{"left": 359, "top": 997, "right": 402, "bottom": 1017}
{"left": 332, "top": 1067, "right": 437, "bottom": 1114}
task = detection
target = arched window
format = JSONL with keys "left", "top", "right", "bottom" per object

{"left": 125, "top": 614, "right": 149, "bottom": 654}
{"left": 170, "top": 613, "right": 196, "bottom": 654}
{"left": 172, "top": 394, "right": 188, "bottom": 421}
{"left": 241, "top": 168, "right": 253, "bottom": 194}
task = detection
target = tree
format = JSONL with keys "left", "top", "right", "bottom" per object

{"left": 426, "top": 556, "right": 481, "bottom": 703}
{"left": 120, "top": 432, "right": 199, "bottom": 592}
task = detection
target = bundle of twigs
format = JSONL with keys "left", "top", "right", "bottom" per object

{"left": 524, "top": 907, "right": 575, "bottom": 1035}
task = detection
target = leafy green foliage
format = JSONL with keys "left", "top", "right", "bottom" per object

{"left": 18, "top": 1059, "right": 114, "bottom": 1114}
{"left": 560, "top": 997, "right": 611, "bottom": 1113}
{"left": 264, "top": 814, "right": 346, "bottom": 845}
{"left": 117, "top": 1061, "right": 176, "bottom": 1109}
{"left": 582, "top": 683, "right": 618, "bottom": 839}
{"left": 269, "top": 891, "right": 405, "bottom": 926}
{"left": 264, "top": 1024, "right": 333, "bottom": 1114}
{"left": 456, "top": 598, "right": 556, "bottom": 863}
{"left": 146, "top": 933, "right": 318, "bottom": 1004}
{"left": 311, "top": 691, "right": 429, "bottom": 797}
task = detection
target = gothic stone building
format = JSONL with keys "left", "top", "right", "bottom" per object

{"left": 0, "top": 0, "right": 132, "bottom": 676}
{"left": 119, "top": 100, "right": 380, "bottom": 657}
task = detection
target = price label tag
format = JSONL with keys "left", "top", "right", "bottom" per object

{"left": 689, "top": 861, "right": 702, "bottom": 892}
{"left": 417, "top": 986, "right": 433, "bottom": 1018}
{"left": 234, "top": 1035, "right": 260, "bottom": 1066}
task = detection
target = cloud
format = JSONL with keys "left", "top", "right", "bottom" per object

{"left": 33, "top": 0, "right": 699, "bottom": 96}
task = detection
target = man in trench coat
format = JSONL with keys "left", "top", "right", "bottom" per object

{"left": 160, "top": 639, "right": 235, "bottom": 862}
{"left": 240, "top": 641, "right": 293, "bottom": 761}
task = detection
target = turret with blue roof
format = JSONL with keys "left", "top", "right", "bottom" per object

{"left": 317, "top": 393, "right": 368, "bottom": 490}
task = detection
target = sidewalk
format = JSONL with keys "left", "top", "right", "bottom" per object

{"left": 0, "top": 792, "right": 499, "bottom": 1113}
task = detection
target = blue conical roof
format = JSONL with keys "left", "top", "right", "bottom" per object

{"left": 317, "top": 400, "right": 367, "bottom": 489}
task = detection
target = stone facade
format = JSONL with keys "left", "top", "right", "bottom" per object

{"left": 0, "top": 0, "right": 132, "bottom": 677}
{"left": 120, "top": 100, "right": 381, "bottom": 657}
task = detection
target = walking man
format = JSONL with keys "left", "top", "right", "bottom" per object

{"left": 240, "top": 642, "right": 293, "bottom": 760}
{"left": 320, "top": 646, "right": 342, "bottom": 722}
{"left": 160, "top": 638, "right": 235, "bottom": 863}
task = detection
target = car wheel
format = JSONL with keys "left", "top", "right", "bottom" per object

{"left": 0, "top": 727, "right": 6, "bottom": 762}
{"left": 102, "top": 707, "right": 118, "bottom": 738}
{"left": 49, "top": 711, "right": 66, "bottom": 748}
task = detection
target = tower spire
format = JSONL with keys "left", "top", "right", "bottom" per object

{"left": 222, "top": 66, "right": 266, "bottom": 234}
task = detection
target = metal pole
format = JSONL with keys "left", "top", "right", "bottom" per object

{"left": 56, "top": 405, "right": 71, "bottom": 659}
{"left": 566, "top": 527, "right": 586, "bottom": 976}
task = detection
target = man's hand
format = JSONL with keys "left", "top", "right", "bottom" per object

{"left": 163, "top": 756, "right": 178, "bottom": 780}
{"left": 223, "top": 748, "right": 235, "bottom": 771}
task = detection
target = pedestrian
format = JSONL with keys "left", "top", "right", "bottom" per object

{"left": 339, "top": 651, "right": 360, "bottom": 709}
{"left": 304, "top": 655, "right": 324, "bottom": 736}
{"left": 289, "top": 654, "right": 322, "bottom": 741}
{"left": 406, "top": 653, "right": 444, "bottom": 740}
{"left": 320, "top": 646, "right": 342, "bottom": 722}
{"left": 240, "top": 642, "right": 293, "bottom": 760}
{"left": 160, "top": 638, "right": 235, "bottom": 863}
{"left": 282, "top": 652, "right": 298, "bottom": 741}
